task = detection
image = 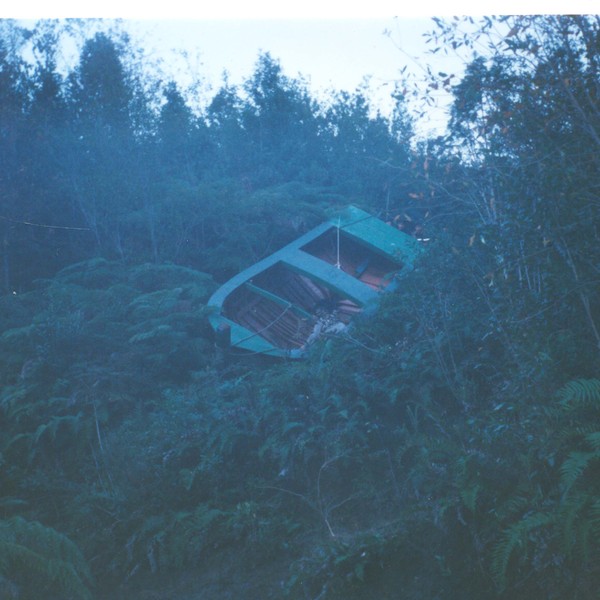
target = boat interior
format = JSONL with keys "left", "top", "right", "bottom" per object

{"left": 221, "top": 226, "right": 404, "bottom": 351}
{"left": 301, "top": 228, "right": 402, "bottom": 291}
{"left": 222, "top": 261, "right": 362, "bottom": 351}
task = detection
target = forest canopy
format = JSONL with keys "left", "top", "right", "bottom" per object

{"left": 1, "top": 15, "right": 600, "bottom": 600}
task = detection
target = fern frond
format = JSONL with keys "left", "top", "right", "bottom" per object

{"left": 560, "top": 492, "right": 590, "bottom": 559}
{"left": 127, "top": 504, "right": 227, "bottom": 573}
{"left": 584, "top": 431, "right": 600, "bottom": 450}
{"left": 558, "top": 379, "right": 600, "bottom": 409}
{"left": 560, "top": 450, "right": 600, "bottom": 494}
{"left": 168, "top": 505, "right": 225, "bottom": 568}
{"left": 590, "top": 497, "right": 600, "bottom": 518}
{"left": 502, "top": 493, "right": 534, "bottom": 518}
{"left": 459, "top": 483, "right": 481, "bottom": 512}
{"left": 492, "top": 511, "right": 554, "bottom": 591}
{"left": 590, "top": 498, "right": 600, "bottom": 534}
{"left": 33, "top": 413, "right": 82, "bottom": 446}
{"left": 555, "top": 424, "right": 598, "bottom": 444}
{"left": 188, "top": 503, "right": 225, "bottom": 531}
{"left": 0, "top": 517, "right": 93, "bottom": 599}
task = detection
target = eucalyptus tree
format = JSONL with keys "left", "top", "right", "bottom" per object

{"left": 65, "top": 31, "right": 151, "bottom": 261}
{"left": 316, "top": 84, "right": 416, "bottom": 216}
{"left": 242, "top": 52, "right": 322, "bottom": 186}
{"left": 157, "top": 82, "right": 196, "bottom": 174}
{"left": 0, "top": 20, "right": 84, "bottom": 291}
{"left": 0, "top": 21, "right": 30, "bottom": 293}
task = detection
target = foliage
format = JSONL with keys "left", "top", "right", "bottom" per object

{"left": 0, "top": 14, "right": 599, "bottom": 600}
{"left": 0, "top": 516, "right": 93, "bottom": 599}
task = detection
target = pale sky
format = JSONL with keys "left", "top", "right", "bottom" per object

{"left": 7, "top": 0, "right": 593, "bottom": 19}
{"left": 124, "top": 17, "right": 459, "bottom": 136}
{"left": 7, "top": 1, "right": 596, "bottom": 137}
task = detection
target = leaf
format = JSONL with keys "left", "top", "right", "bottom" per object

{"left": 0, "top": 517, "right": 93, "bottom": 599}
{"left": 559, "top": 379, "right": 600, "bottom": 409}
{"left": 283, "top": 421, "right": 303, "bottom": 434}
{"left": 560, "top": 451, "right": 599, "bottom": 494}
{"left": 492, "top": 512, "right": 553, "bottom": 591}
{"left": 460, "top": 483, "right": 481, "bottom": 512}
{"left": 585, "top": 432, "right": 600, "bottom": 449}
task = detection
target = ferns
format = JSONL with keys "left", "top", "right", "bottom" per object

{"left": 125, "top": 504, "right": 227, "bottom": 574}
{"left": 32, "top": 413, "right": 83, "bottom": 446}
{"left": 561, "top": 492, "right": 600, "bottom": 562}
{"left": 558, "top": 379, "right": 600, "bottom": 409}
{"left": 0, "top": 517, "right": 93, "bottom": 599}
{"left": 558, "top": 379, "right": 600, "bottom": 504}
{"left": 560, "top": 448, "right": 600, "bottom": 495}
{"left": 491, "top": 379, "right": 600, "bottom": 594}
{"left": 459, "top": 483, "right": 481, "bottom": 513}
{"left": 557, "top": 427, "right": 600, "bottom": 568}
{"left": 1, "top": 251, "right": 599, "bottom": 598}
{"left": 492, "top": 511, "right": 555, "bottom": 591}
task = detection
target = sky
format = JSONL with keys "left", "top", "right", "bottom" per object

{"left": 7, "top": 1, "right": 596, "bottom": 137}
{"left": 123, "top": 17, "right": 459, "bottom": 136}
{"left": 8, "top": 0, "right": 592, "bottom": 19}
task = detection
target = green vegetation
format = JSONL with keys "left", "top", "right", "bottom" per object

{"left": 0, "top": 15, "right": 599, "bottom": 599}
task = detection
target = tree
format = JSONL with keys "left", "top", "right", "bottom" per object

{"left": 320, "top": 85, "right": 415, "bottom": 211}
{"left": 71, "top": 31, "right": 133, "bottom": 130}
{"left": 65, "top": 31, "right": 149, "bottom": 259}
{"left": 427, "top": 16, "right": 600, "bottom": 375}
{"left": 0, "top": 21, "right": 31, "bottom": 293}
{"left": 157, "top": 82, "right": 195, "bottom": 174}
{"left": 242, "top": 52, "right": 320, "bottom": 186}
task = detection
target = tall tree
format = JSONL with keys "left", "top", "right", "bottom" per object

{"left": 0, "top": 21, "right": 30, "bottom": 292}
{"left": 320, "top": 85, "right": 415, "bottom": 211}
{"left": 72, "top": 31, "right": 132, "bottom": 129}
{"left": 66, "top": 31, "right": 143, "bottom": 259}
{"left": 242, "top": 52, "right": 320, "bottom": 186}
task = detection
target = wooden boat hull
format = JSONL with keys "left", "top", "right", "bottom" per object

{"left": 208, "top": 206, "right": 421, "bottom": 358}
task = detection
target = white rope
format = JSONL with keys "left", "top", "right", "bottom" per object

{"left": 0, "top": 214, "right": 90, "bottom": 231}
{"left": 335, "top": 218, "right": 341, "bottom": 269}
